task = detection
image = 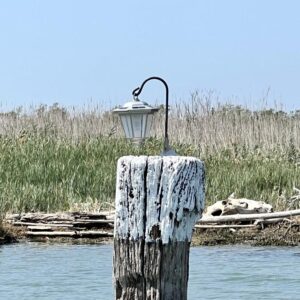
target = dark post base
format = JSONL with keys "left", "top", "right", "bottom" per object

{"left": 114, "top": 238, "right": 190, "bottom": 300}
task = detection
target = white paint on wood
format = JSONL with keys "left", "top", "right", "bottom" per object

{"left": 114, "top": 156, "right": 148, "bottom": 240}
{"left": 114, "top": 156, "right": 205, "bottom": 244}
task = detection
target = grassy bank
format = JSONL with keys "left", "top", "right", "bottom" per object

{"left": 0, "top": 137, "right": 299, "bottom": 214}
{"left": 0, "top": 97, "right": 299, "bottom": 214}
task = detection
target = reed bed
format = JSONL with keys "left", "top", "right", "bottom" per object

{"left": 0, "top": 93, "right": 299, "bottom": 214}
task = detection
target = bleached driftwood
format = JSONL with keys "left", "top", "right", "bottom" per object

{"left": 114, "top": 155, "right": 205, "bottom": 300}
{"left": 6, "top": 211, "right": 115, "bottom": 239}
{"left": 204, "top": 194, "right": 273, "bottom": 217}
{"left": 195, "top": 224, "right": 257, "bottom": 229}
{"left": 254, "top": 218, "right": 286, "bottom": 225}
{"left": 12, "top": 222, "right": 74, "bottom": 228}
{"left": 4, "top": 214, "right": 20, "bottom": 220}
{"left": 6, "top": 211, "right": 114, "bottom": 223}
{"left": 27, "top": 230, "right": 113, "bottom": 238}
{"left": 73, "top": 219, "right": 114, "bottom": 225}
{"left": 200, "top": 209, "right": 300, "bottom": 223}
{"left": 20, "top": 213, "right": 74, "bottom": 222}
{"left": 27, "top": 226, "right": 53, "bottom": 231}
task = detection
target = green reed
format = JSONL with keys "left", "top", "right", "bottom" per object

{"left": 0, "top": 99, "right": 299, "bottom": 214}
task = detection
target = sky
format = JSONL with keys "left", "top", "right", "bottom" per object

{"left": 0, "top": 0, "right": 300, "bottom": 111}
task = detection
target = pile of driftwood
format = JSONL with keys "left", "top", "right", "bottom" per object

{"left": 5, "top": 211, "right": 115, "bottom": 239}
{"left": 198, "top": 194, "right": 300, "bottom": 230}
{"left": 198, "top": 209, "right": 300, "bottom": 229}
{"left": 5, "top": 196, "right": 300, "bottom": 240}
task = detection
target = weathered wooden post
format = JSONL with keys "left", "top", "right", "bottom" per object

{"left": 113, "top": 155, "right": 205, "bottom": 299}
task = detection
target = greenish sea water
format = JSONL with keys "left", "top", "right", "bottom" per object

{"left": 0, "top": 243, "right": 300, "bottom": 299}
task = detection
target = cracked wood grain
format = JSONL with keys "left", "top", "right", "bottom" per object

{"left": 113, "top": 155, "right": 205, "bottom": 300}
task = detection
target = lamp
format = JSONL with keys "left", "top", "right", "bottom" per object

{"left": 113, "top": 76, "right": 175, "bottom": 155}
{"left": 113, "top": 97, "right": 159, "bottom": 144}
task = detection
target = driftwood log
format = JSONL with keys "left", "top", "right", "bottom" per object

{"left": 6, "top": 211, "right": 115, "bottom": 238}
{"left": 200, "top": 209, "right": 300, "bottom": 223}
{"left": 204, "top": 195, "right": 273, "bottom": 217}
{"left": 27, "top": 230, "right": 113, "bottom": 238}
{"left": 5, "top": 205, "right": 300, "bottom": 238}
{"left": 113, "top": 155, "right": 205, "bottom": 300}
{"left": 5, "top": 192, "right": 300, "bottom": 241}
{"left": 195, "top": 224, "right": 257, "bottom": 229}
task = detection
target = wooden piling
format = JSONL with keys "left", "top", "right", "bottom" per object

{"left": 113, "top": 155, "right": 205, "bottom": 300}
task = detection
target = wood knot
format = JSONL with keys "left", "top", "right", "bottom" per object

{"left": 149, "top": 224, "right": 161, "bottom": 239}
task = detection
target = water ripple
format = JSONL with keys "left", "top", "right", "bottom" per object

{"left": 1, "top": 243, "right": 300, "bottom": 299}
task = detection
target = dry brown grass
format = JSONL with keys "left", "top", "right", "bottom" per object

{"left": 0, "top": 95, "right": 299, "bottom": 214}
{"left": 1, "top": 94, "right": 299, "bottom": 156}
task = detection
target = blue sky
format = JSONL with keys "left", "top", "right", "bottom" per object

{"left": 0, "top": 0, "right": 300, "bottom": 111}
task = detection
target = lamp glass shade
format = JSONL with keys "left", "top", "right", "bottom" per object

{"left": 113, "top": 99, "right": 158, "bottom": 141}
{"left": 119, "top": 112, "right": 153, "bottom": 140}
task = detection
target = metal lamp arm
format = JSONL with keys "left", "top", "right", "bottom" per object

{"left": 132, "top": 76, "right": 171, "bottom": 154}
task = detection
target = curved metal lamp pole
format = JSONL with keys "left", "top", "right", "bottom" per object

{"left": 132, "top": 76, "right": 175, "bottom": 155}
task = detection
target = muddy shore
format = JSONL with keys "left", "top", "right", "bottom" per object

{"left": 1, "top": 220, "right": 300, "bottom": 247}
{"left": 193, "top": 223, "right": 300, "bottom": 246}
{"left": 0, "top": 224, "right": 17, "bottom": 245}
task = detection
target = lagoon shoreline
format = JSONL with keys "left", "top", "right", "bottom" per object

{"left": 2, "top": 217, "right": 300, "bottom": 247}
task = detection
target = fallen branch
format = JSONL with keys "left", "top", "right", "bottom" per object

{"left": 253, "top": 218, "right": 285, "bottom": 225}
{"left": 27, "top": 226, "right": 53, "bottom": 231}
{"left": 12, "top": 221, "right": 74, "bottom": 228}
{"left": 73, "top": 219, "right": 114, "bottom": 225}
{"left": 199, "top": 209, "right": 300, "bottom": 224}
{"left": 6, "top": 211, "right": 116, "bottom": 223}
{"left": 195, "top": 224, "right": 257, "bottom": 229}
{"left": 26, "top": 230, "right": 113, "bottom": 238}
{"left": 77, "top": 211, "right": 115, "bottom": 218}
{"left": 20, "top": 213, "right": 74, "bottom": 222}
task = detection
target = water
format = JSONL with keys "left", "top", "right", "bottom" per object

{"left": 1, "top": 243, "right": 300, "bottom": 300}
